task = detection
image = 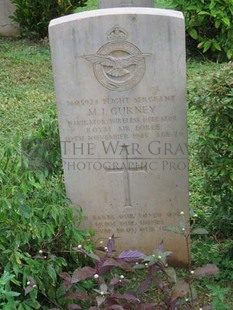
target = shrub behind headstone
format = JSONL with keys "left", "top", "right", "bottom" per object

{"left": 192, "top": 64, "right": 233, "bottom": 237}
{"left": 168, "top": 0, "right": 233, "bottom": 61}
{"left": 11, "top": 0, "right": 87, "bottom": 39}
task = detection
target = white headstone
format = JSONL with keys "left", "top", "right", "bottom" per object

{"left": 49, "top": 8, "right": 189, "bottom": 265}
{"left": 99, "top": 0, "right": 154, "bottom": 8}
{"left": 0, "top": 0, "right": 19, "bottom": 37}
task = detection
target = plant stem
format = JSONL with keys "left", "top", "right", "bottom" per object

{"left": 185, "top": 234, "right": 194, "bottom": 308}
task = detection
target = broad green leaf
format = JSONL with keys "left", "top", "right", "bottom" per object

{"left": 165, "top": 267, "right": 177, "bottom": 283}
{"left": 198, "top": 11, "right": 210, "bottom": 15}
{"left": 18, "top": 304, "right": 24, "bottom": 310}
{"left": 213, "top": 42, "right": 222, "bottom": 51}
{"left": 188, "top": 28, "right": 198, "bottom": 40}
{"left": 230, "top": 173, "right": 233, "bottom": 181}
{"left": 215, "top": 20, "right": 221, "bottom": 28}
{"left": 203, "top": 41, "right": 212, "bottom": 53}
{"left": 209, "top": 1, "right": 216, "bottom": 9}
{"left": 0, "top": 272, "right": 15, "bottom": 284}
{"left": 4, "top": 291, "right": 20, "bottom": 297}
{"left": 222, "top": 17, "right": 230, "bottom": 27}
{"left": 197, "top": 42, "right": 204, "bottom": 48}
{"left": 227, "top": 50, "right": 233, "bottom": 60}
{"left": 47, "top": 265, "right": 57, "bottom": 283}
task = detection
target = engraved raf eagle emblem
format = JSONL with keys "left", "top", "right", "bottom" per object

{"left": 82, "top": 26, "right": 150, "bottom": 91}
{"left": 83, "top": 53, "right": 149, "bottom": 78}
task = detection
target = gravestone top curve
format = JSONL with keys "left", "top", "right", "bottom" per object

{"left": 49, "top": 8, "right": 183, "bottom": 28}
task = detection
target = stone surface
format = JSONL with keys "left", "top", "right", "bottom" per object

{"left": 0, "top": 0, "right": 19, "bottom": 37}
{"left": 99, "top": 0, "right": 154, "bottom": 8}
{"left": 49, "top": 8, "right": 189, "bottom": 265}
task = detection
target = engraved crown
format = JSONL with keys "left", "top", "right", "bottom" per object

{"left": 107, "top": 27, "right": 128, "bottom": 41}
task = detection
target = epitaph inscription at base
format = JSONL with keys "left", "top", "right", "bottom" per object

{"left": 49, "top": 8, "right": 189, "bottom": 265}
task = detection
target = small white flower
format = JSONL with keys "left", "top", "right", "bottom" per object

{"left": 145, "top": 263, "right": 149, "bottom": 267}
{"left": 108, "top": 236, "right": 112, "bottom": 240}
{"left": 104, "top": 246, "right": 108, "bottom": 251}
{"left": 27, "top": 281, "right": 30, "bottom": 285}
{"left": 190, "top": 270, "right": 195, "bottom": 274}
{"left": 100, "top": 291, "right": 105, "bottom": 296}
{"left": 182, "top": 228, "right": 185, "bottom": 231}
{"left": 165, "top": 263, "right": 168, "bottom": 267}
{"left": 185, "top": 298, "right": 189, "bottom": 302}
{"left": 39, "top": 250, "right": 43, "bottom": 254}
{"left": 94, "top": 274, "right": 99, "bottom": 279}
{"left": 158, "top": 255, "right": 162, "bottom": 259}
{"left": 44, "top": 256, "right": 47, "bottom": 259}
{"left": 78, "top": 244, "right": 82, "bottom": 249}
{"left": 180, "top": 211, "right": 184, "bottom": 215}
{"left": 33, "top": 284, "right": 37, "bottom": 288}
{"left": 120, "top": 275, "right": 124, "bottom": 279}
{"left": 99, "top": 240, "right": 103, "bottom": 244}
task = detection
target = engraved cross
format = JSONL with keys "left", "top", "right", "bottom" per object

{"left": 105, "top": 144, "right": 147, "bottom": 208}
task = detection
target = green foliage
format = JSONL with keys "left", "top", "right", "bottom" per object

{"left": 74, "top": 0, "right": 97, "bottom": 12}
{"left": 190, "top": 64, "right": 233, "bottom": 237}
{"left": 192, "top": 238, "right": 233, "bottom": 283}
{"left": 0, "top": 272, "right": 21, "bottom": 309}
{"left": 207, "top": 284, "right": 231, "bottom": 310}
{"left": 168, "top": 0, "right": 233, "bottom": 61}
{"left": 0, "top": 105, "right": 92, "bottom": 309}
{"left": 11, "top": 0, "right": 88, "bottom": 39}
